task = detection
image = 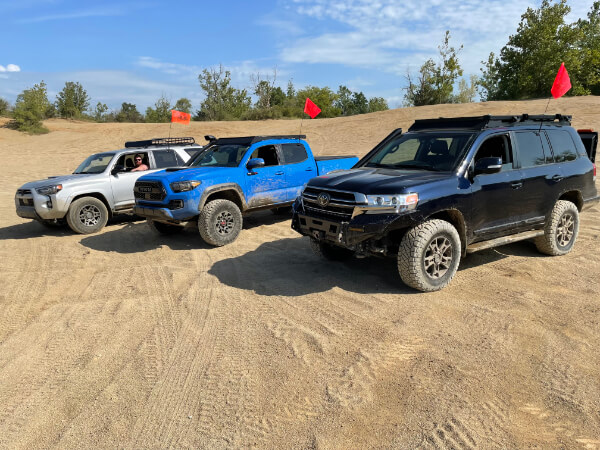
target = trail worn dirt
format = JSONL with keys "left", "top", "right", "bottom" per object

{"left": 1, "top": 97, "right": 599, "bottom": 448}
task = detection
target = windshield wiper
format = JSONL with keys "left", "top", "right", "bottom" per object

{"left": 392, "top": 162, "right": 439, "bottom": 171}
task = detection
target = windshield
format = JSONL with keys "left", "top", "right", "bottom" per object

{"left": 187, "top": 144, "right": 249, "bottom": 168}
{"left": 364, "top": 132, "right": 475, "bottom": 171}
{"left": 73, "top": 152, "right": 115, "bottom": 174}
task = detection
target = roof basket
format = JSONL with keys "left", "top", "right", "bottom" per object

{"left": 125, "top": 137, "right": 196, "bottom": 148}
{"left": 408, "top": 114, "right": 572, "bottom": 132}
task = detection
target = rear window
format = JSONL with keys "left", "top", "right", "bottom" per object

{"left": 185, "top": 147, "right": 203, "bottom": 158}
{"left": 153, "top": 150, "right": 179, "bottom": 168}
{"left": 281, "top": 143, "right": 308, "bottom": 164}
{"left": 514, "top": 131, "right": 546, "bottom": 168}
{"left": 547, "top": 130, "right": 577, "bottom": 162}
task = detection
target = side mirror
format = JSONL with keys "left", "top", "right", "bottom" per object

{"left": 247, "top": 158, "right": 265, "bottom": 171}
{"left": 474, "top": 157, "right": 502, "bottom": 175}
{"left": 111, "top": 164, "right": 125, "bottom": 175}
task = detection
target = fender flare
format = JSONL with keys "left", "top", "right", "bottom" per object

{"left": 198, "top": 183, "right": 247, "bottom": 211}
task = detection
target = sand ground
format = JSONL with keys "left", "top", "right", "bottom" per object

{"left": 0, "top": 97, "right": 599, "bottom": 449}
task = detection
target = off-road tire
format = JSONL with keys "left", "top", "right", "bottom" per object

{"left": 198, "top": 199, "right": 243, "bottom": 246}
{"left": 534, "top": 200, "right": 579, "bottom": 256}
{"left": 309, "top": 238, "right": 353, "bottom": 261}
{"left": 66, "top": 196, "right": 109, "bottom": 234}
{"left": 147, "top": 219, "right": 184, "bottom": 235}
{"left": 397, "top": 219, "right": 461, "bottom": 292}
{"left": 272, "top": 206, "right": 293, "bottom": 215}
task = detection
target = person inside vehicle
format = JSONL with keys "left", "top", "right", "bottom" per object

{"left": 131, "top": 154, "right": 149, "bottom": 172}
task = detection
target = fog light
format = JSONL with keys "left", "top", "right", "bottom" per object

{"left": 46, "top": 200, "right": 52, "bottom": 208}
{"left": 168, "top": 200, "right": 184, "bottom": 210}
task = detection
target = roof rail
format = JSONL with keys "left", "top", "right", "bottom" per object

{"left": 124, "top": 137, "right": 197, "bottom": 148}
{"left": 408, "top": 114, "right": 572, "bottom": 132}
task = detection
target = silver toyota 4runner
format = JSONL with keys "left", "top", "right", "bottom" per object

{"left": 15, "top": 137, "right": 204, "bottom": 234}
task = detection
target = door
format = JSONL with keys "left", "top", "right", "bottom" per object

{"left": 244, "top": 144, "right": 288, "bottom": 208}
{"left": 280, "top": 142, "right": 314, "bottom": 201}
{"left": 469, "top": 133, "right": 523, "bottom": 239}
{"left": 512, "top": 130, "right": 560, "bottom": 226}
{"left": 110, "top": 152, "right": 154, "bottom": 209}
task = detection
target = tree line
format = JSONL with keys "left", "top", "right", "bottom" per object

{"left": 1, "top": 0, "right": 597, "bottom": 134}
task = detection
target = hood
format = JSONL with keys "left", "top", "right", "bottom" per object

{"left": 307, "top": 167, "right": 453, "bottom": 195}
{"left": 18, "top": 173, "right": 101, "bottom": 190}
{"left": 139, "top": 166, "right": 237, "bottom": 183}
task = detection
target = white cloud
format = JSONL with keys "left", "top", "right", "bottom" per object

{"left": 283, "top": 0, "right": 597, "bottom": 76}
{"left": 7, "top": 64, "right": 21, "bottom": 72}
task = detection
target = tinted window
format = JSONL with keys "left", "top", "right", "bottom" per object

{"left": 281, "top": 143, "right": 308, "bottom": 164}
{"left": 250, "top": 145, "right": 280, "bottom": 166}
{"left": 475, "top": 134, "right": 513, "bottom": 171}
{"left": 547, "top": 130, "right": 577, "bottom": 162}
{"left": 185, "top": 147, "right": 202, "bottom": 158}
{"left": 153, "top": 150, "right": 179, "bottom": 168}
{"left": 514, "top": 131, "right": 546, "bottom": 168}
{"left": 175, "top": 152, "right": 186, "bottom": 165}
{"left": 540, "top": 132, "right": 554, "bottom": 163}
{"left": 189, "top": 144, "right": 249, "bottom": 167}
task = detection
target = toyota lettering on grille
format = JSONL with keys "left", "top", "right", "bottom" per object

{"left": 317, "top": 192, "right": 330, "bottom": 207}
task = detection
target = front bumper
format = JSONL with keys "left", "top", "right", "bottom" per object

{"left": 15, "top": 189, "right": 68, "bottom": 220}
{"left": 291, "top": 198, "right": 419, "bottom": 247}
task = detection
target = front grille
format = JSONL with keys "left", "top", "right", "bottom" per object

{"left": 302, "top": 187, "right": 358, "bottom": 221}
{"left": 134, "top": 181, "right": 166, "bottom": 201}
{"left": 19, "top": 198, "right": 33, "bottom": 206}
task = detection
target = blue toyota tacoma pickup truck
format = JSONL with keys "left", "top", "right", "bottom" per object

{"left": 292, "top": 114, "right": 598, "bottom": 292}
{"left": 133, "top": 135, "right": 358, "bottom": 246}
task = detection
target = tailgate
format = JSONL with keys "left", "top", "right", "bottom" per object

{"left": 578, "top": 129, "right": 597, "bottom": 162}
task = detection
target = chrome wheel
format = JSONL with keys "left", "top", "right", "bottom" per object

{"left": 423, "top": 236, "right": 453, "bottom": 279}
{"left": 556, "top": 213, "right": 575, "bottom": 247}
{"left": 78, "top": 204, "right": 101, "bottom": 227}
{"left": 215, "top": 211, "right": 234, "bottom": 235}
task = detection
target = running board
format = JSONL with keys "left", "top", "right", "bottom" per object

{"left": 467, "top": 230, "right": 544, "bottom": 254}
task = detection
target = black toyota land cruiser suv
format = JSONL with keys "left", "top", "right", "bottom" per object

{"left": 291, "top": 114, "right": 598, "bottom": 292}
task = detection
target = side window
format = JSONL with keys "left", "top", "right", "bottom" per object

{"left": 184, "top": 147, "right": 202, "bottom": 159}
{"left": 475, "top": 134, "right": 513, "bottom": 170}
{"left": 514, "top": 131, "right": 546, "bottom": 168}
{"left": 153, "top": 150, "right": 179, "bottom": 168}
{"left": 540, "top": 132, "right": 554, "bottom": 163}
{"left": 174, "top": 152, "right": 186, "bottom": 165}
{"left": 547, "top": 130, "right": 577, "bottom": 162}
{"left": 281, "top": 143, "right": 308, "bottom": 164}
{"left": 250, "top": 145, "right": 279, "bottom": 167}
{"left": 116, "top": 153, "right": 147, "bottom": 170}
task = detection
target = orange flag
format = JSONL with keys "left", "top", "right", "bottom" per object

{"left": 171, "top": 110, "right": 191, "bottom": 124}
{"left": 304, "top": 98, "right": 321, "bottom": 119}
{"left": 551, "top": 63, "right": 571, "bottom": 99}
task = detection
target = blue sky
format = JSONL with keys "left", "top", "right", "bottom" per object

{"left": 0, "top": 0, "right": 595, "bottom": 112}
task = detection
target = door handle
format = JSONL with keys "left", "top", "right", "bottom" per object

{"left": 305, "top": 167, "right": 313, "bottom": 171}
{"left": 275, "top": 171, "right": 284, "bottom": 175}
{"left": 551, "top": 174, "right": 563, "bottom": 182}
{"left": 511, "top": 182, "right": 523, "bottom": 189}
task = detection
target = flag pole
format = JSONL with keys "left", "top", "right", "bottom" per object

{"left": 299, "top": 116, "right": 304, "bottom": 139}
{"left": 539, "top": 97, "right": 552, "bottom": 133}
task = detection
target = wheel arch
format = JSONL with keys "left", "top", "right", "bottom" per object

{"left": 199, "top": 184, "right": 246, "bottom": 212}
{"left": 427, "top": 209, "right": 468, "bottom": 256}
{"left": 557, "top": 190, "right": 583, "bottom": 211}
{"left": 69, "top": 192, "right": 113, "bottom": 217}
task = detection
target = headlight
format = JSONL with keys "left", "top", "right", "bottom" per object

{"left": 170, "top": 180, "right": 201, "bottom": 192}
{"left": 36, "top": 184, "right": 63, "bottom": 195}
{"left": 364, "top": 193, "right": 418, "bottom": 211}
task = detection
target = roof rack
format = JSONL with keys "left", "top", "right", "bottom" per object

{"left": 124, "top": 137, "right": 197, "bottom": 148}
{"left": 213, "top": 135, "right": 307, "bottom": 146}
{"left": 408, "top": 114, "right": 572, "bottom": 132}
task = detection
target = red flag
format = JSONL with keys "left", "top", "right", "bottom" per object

{"left": 551, "top": 63, "right": 571, "bottom": 99}
{"left": 304, "top": 98, "right": 321, "bottom": 119}
{"left": 171, "top": 110, "right": 191, "bottom": 124}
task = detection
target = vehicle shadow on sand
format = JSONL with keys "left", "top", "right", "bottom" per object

{"left": 459, "top": 240, "right": 545, "bottom": 270}
{"left": 208, "top": 236, "right": 412, "bottom": 296}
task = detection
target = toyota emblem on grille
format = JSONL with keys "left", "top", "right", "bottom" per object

{"left": 317, "top": 192, "right": 330, "bottom": 207}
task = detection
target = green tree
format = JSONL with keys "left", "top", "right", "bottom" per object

{"left": 404, "top": 31, "right": 463, "bottom": 106}
{"left": 174, "top": 98, "right": 192, "bottom": 113}
{"left": 115, "top": 102, "right": 143, "bottom": 122}
{"left": 335, "top": 85, "right": 354, "bottom": 115}
{"left": 12, "top": 81, "right": 51, "bottom": 134}
{"left": 352, "top": 91, "right": 369, "bottom": 115}
{"left": 296, "top": 86, "right": 340, "bottom": 118}
{"left": 196, "top": 65, "right": 251, "bottom": 121}
{"left": 55, "top": 81, "right": 90, "bottom": 119}
{"left": 92, "top": 102, "right": 108, "bottom": 122}
{"left": 0, "top": 98, "right": 11, "bottom": 116}
{"left": 576, "top": 1, "right": 600, "bottom": 94}
{"left": 480, "top": 0, "right": 584, "bottom": 100}
{"left": 145, "top": 95, "right": 171, "bottom": 123}
{"left": 452, "top": 75, "right": 479, "bottom": 103}
{"left": 368, "top": 97, "right": 388, "bottom": 112}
